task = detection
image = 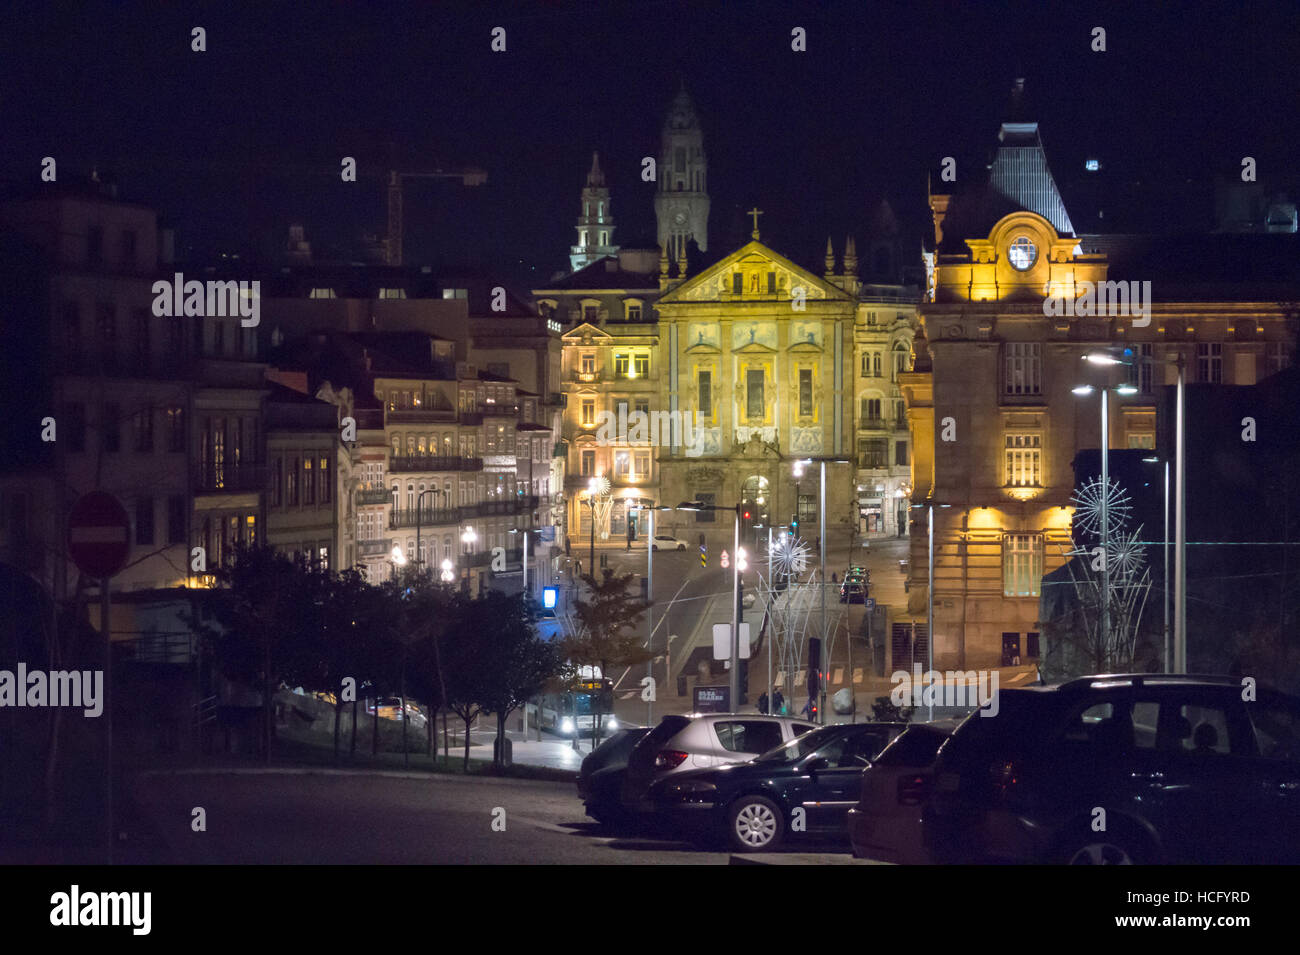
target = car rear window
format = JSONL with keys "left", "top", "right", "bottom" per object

{"left": 642, "top": 716, "right": 689, "bottom": 749}
{"left": 874, "top": 725, "right": 950, "bottom": 768}
{"left": 715, "top": 720, "right": 784, "bottom": 754}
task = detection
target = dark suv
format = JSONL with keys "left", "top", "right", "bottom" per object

{"left": 923, "top": 675, "right": 1300, "bottom": 864}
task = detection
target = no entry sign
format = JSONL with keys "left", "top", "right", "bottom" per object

{"left": 67, "top": 491, "right": 132, "bottom": 579}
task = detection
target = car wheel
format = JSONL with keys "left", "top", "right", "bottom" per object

{"left": 677, "top": 544, "right": 685, "bottom": 551}
{"left": 1059, "top": 830, "right": 1149, "bottom": 865}
{"left": 727, "top": 796, "right": 785, "bottom": 852}
{"left": 585, "top": 801, "right": 628, "bottom": 829}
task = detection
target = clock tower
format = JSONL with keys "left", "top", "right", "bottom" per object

{"left": 655, "top": 84, "right": 710, "bottom": 261}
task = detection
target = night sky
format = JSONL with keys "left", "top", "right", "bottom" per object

{"left": 3, "top": 0, "right": 1296, "bottom": 289}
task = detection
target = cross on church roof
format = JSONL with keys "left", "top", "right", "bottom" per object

{"left": 747, "top": 207, "right": 763, "bottom": 240}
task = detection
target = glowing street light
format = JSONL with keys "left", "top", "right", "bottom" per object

{"left": 440, "top": 558, "right": 455, "bottom": 584}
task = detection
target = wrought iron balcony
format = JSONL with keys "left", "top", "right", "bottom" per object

{"left": 389, "top": 454, "right": 484, "bottom": 473}
{"left": 390, "top": 507, "right": 459, "bottom": 529}
{"left": 357, "top": 487, "right": 392, "bottom": 505}
{"left": 357, "top": 538, "right": 391, "bottom": 557}
{"left": 193, "top": 463, "right": 264, "bottom": 493}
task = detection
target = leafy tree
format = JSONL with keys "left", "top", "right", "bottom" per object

{"left": 565, "top": 570, "right": 650, "bottom": 748}
{"left": 195, "top": 544, "right": 324, "bottom": 761}
{"left": 473, "top": 592, "right": 563, "bottom": 766}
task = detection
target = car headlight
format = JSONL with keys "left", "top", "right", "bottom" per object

{"left": 607, "top": 717, "right": 618, "bottom": 729}
{"left": 560, "top": 718, "right": 575, "bottom": 734}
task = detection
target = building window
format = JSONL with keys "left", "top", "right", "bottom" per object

{"left": 270, "top": 459, "right": 282, "bottom": 507}
{"left": 580, "top": 449, "right": 595, "bottom": 476}
{"left": 633, "top": 353, "right": 650, "bottom": 378}
{"left": 1127, "top": 433, "right": 1155, "bottom": 449}
{"left": 698, "top": 370, "right": 712, "bottom": 417}
{"left": 767, "top": 272, "right": 777, "bottom": 294}
{"left": 895, "top": 440, "right": 909, "bottom": 466}
{"left": 634, "top": 450, "right": 650, "bottom": 478}
{"left": 580, "top": 398, "right": 596, "bottom": 426}
{"left": 583, "top": 305, "right": 599, "bottom": 323}
{"left": 1005, "top": 433, "right": 1042, "bottom": 486}
{"left": 858, "top": 439, "right": 888, "bottom": 469}
{"left": 134, "top": 309, "right": 150, "bottom": 372}
{"left": 167, "top": 495, "right": 186, "bottom": 545}
{"left": 1004, "top": 343, "right": 1042, "bottom": 396}
{"left": 614, "top": 353, "right": 630, "bottom": 377}
{"left": 134, "top": 406, "right": 153, "bottom": 452}
{"left": 696, "top": 492, "right": 716, "bottom": 523}
{"left": 166, "top": 406, "right": 185, "bottom": 452}
{"left": 319, "top": 456, "right": 330, "bottom": 504}
{"left": 288, "top": 458, "right": 299, "bottom": 505}
{"left": 733, "top": 273, "right": 743, "bottom": 294}
{"left": 66, "top": 403, "right": 86, "bottom": 452}
{"left": 626, "top": 303, "right": 642, "bottom": 321}
{"left": 893, "top": 343, "right": 910, "bottom": 380}
{"left": 859, "top": 396, "right": 882, "bottom": 426}
{"left": 894, "top": 399, "right": 906, "bottom": 427}
{"left": 135, "top": 496, "right": 154, "bottom": 545}
{"left": 1127, "top": 344, "right": 1154, "bottom": 394}
{"left": 799, "top": 369, "right": 813, "bottom": 416}
{"left": 861, "top": 352, "right": 882, "bottom": 377}
{"left": 304, "top": 460, "right": 317, "bottom": 504}
{"left": 746, "top": 369, "right": 764, "bottom": 419}
{"left": 1003, "top": 534, "right": 1043, "bottom": 597}
{"left": 96, "top": 304, "right": 116, "bottom": 369}
{"left": 1266, "top": 342, "right": 1291, "bottom": 376}
{"left": 103, "top": 403, "right": 121, "bottom": 453}
{"left": 634, "top": 397, "right": 650, "bottom": 418}
{"left": 615, "top": 450, "right": 630, "bottom": 477}
{"left": 1197, "top": 343, "right": 1223, "bottom": 383}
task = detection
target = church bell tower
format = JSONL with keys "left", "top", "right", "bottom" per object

{"left": 655, "top": 84, "right": 710, "bottom": 261}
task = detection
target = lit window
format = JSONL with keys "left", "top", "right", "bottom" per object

{"left": 580, "top": 399, "right": 596, "bottom": 427}
{"left": 1005, "top": 434, "right": 1042, "bottom": 487}
{"left": 1004, "top": 343, "right": 1042, "bottom": 396}
{"left": 1003, "top": 534, "right": 1043, "bottom": 596}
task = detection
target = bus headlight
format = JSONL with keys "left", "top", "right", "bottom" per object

{"left": 561, "top": 718, "right": 575, "bottom": 734}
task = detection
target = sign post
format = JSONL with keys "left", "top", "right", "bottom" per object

{"left": 67, "top": 491, "right": 131, "bottom": 862}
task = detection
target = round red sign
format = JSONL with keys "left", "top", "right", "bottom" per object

{"left": 67, "top": 491, "right": 132, "bottom": 579}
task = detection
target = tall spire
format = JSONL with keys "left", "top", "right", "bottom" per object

{"left": 824, "top": 236, "right": 836, "bottom": 277}
{"left": 844, "top": 235, "right": 857, "bottom": 274}
{"left": 570, "top": 151, "right": 618, "bottom": 272}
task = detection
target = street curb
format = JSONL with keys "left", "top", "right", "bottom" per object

{"left": 133, "top": 766, "right": 577, "bottom": 786}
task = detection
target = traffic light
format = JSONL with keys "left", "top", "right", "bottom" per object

{"left": 791, "top": 513, "right": 799, "bottom": 534}
{"left": 742, "top": 510, "right": 752, "bottom": 522}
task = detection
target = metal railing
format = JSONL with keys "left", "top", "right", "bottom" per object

{"left": 358, "top": 538, "right": 391, "bottom": 557}
{"left": 389, "top": 455, "right": 483, "bottom": 473}
{"left": 390, "top": 507, "right": 459, "bottom": 529}
{"left": 357, "top": 487, "right": 392, "bottom": 505}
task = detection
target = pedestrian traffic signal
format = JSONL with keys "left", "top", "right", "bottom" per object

{"left": 791, "top": 513, "right": 799, "bottom": 533}
{"left": 743, "top": 510, "right": 752, "bottom": 521}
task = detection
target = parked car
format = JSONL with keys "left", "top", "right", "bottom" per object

{"left": 650, "top": 534, "right": 689, "bottom": 551}
{"left": 368, "top": 697, "right": 427, "bottom": 729}
{"left": 621, "top": 713, "right": 816, "bottom": 814}
{"left": 577, "top": 727, "right": 652, "bottom": 826}
{"left": 848, "top": 719, "right": 959, "bottom": 863}
{"left": 648, "top": 722, "right": 907, "bottom": 851}
{"left": 923, "top": 674, "right": 1300, "bottom": 864}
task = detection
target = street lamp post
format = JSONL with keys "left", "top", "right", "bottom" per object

{"left": 460, "top": 526, "right": 477, "bottom": 593}
{"left": 1082, "top": 348, "right": 1184, "bottom": 672}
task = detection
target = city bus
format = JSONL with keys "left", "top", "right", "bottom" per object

{"left": 530, "top": 667, "right": 617, "bottom": 738}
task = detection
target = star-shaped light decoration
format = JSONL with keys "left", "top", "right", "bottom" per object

{"left": 771, "top": 536, "right": 811, "bottom": 577}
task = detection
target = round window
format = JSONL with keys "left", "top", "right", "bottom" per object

{"left": 1008, "top": 236, "right": 1039, "bottom": 270}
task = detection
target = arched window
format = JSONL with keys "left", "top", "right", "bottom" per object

{"left": 893, "top": 342, "right": 911, "bottom": 380}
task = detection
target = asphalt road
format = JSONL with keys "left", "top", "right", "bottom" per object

{"left": 120, "top": 770, "right": 736, "bottom": 864}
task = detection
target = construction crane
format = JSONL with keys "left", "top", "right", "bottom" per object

{"left": 385, "top": 165, "right": 488, "bottom": 266}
